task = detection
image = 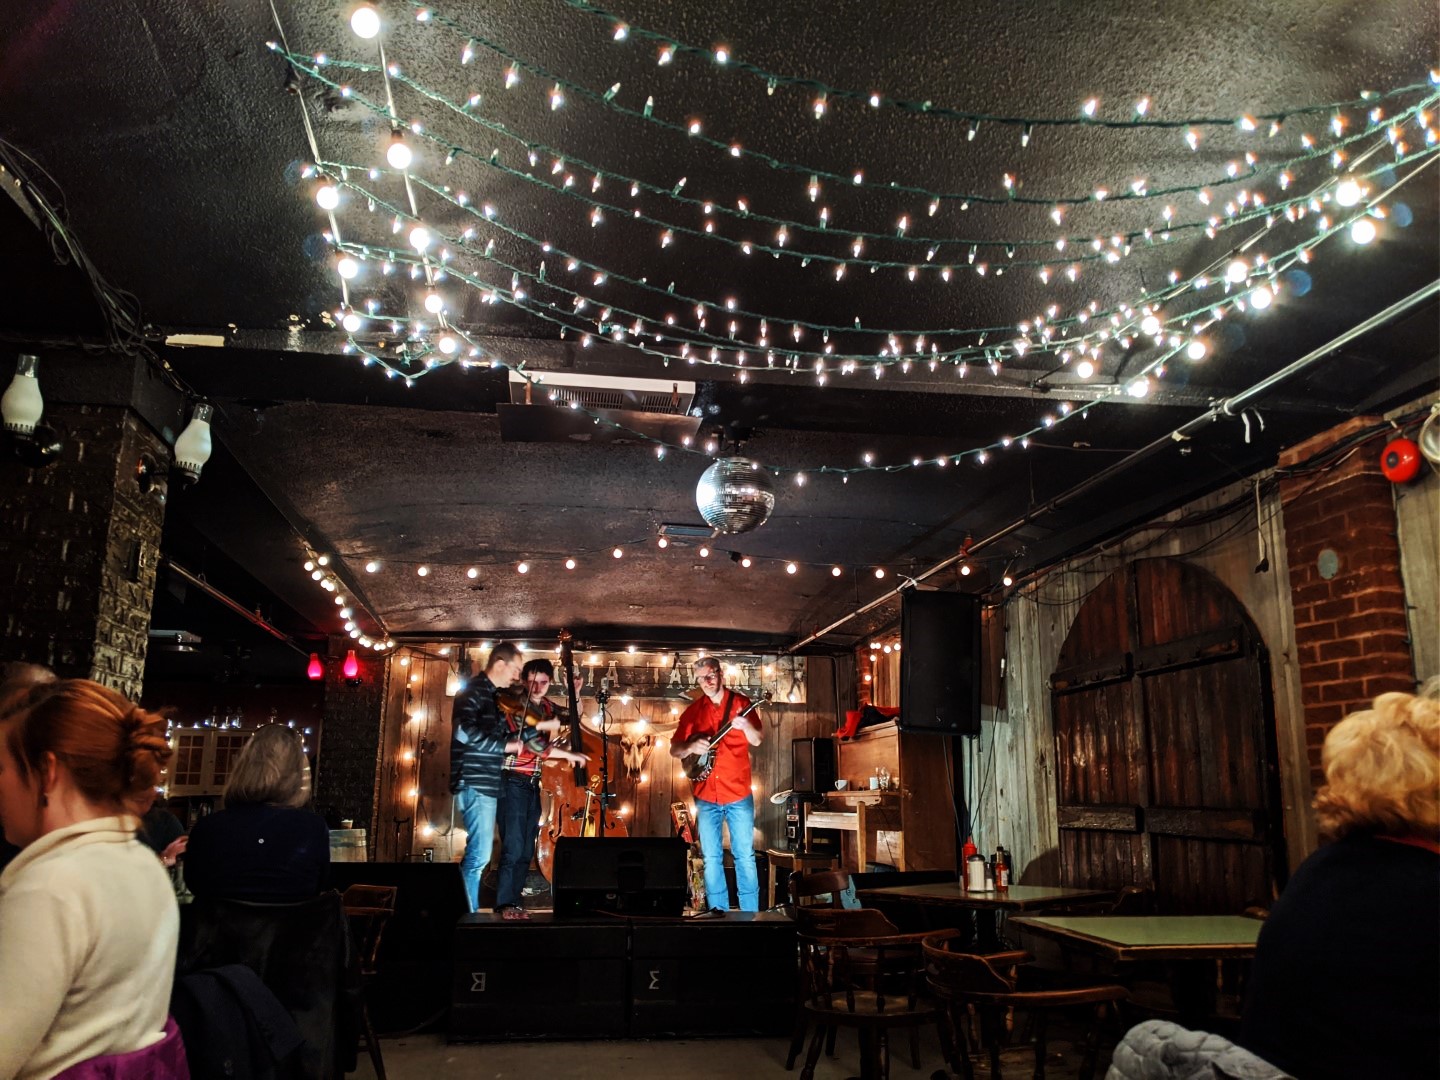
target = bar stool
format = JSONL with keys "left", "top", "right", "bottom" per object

{"left": 765, "top": 848, "right": 838, "bottom": 909}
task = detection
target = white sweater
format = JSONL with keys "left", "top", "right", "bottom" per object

{"left": 0, "top": 816, "right": 178, "bottom": 1080}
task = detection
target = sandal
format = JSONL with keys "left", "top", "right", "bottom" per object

{"left": 501, "top": 905, "right": 531, "bottom": 921}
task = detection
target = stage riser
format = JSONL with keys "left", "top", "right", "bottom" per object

{"left": 450, "top": 914, "right": 796, "bottom": 1041}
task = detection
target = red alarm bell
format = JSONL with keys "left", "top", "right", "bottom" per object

{"left": 1380, "top": 437, "right": 1422, "bottom": 484}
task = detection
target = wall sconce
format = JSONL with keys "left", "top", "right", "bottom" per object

{"left": 135, "top": 453, "right": 168, "bottom": 504}
{"left": 307, "top": 653, "right": 324, "bottom": 681}
{"left": 342, "top": 649, "right": 361, "bottom": 683}
{"left": 2, "top": 354, "right": 63, "bottom": 467}
{"left": 172, "top": 402, "right": 213, "bottom": 485}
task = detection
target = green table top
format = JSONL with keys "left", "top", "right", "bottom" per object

{"left": 855, "top": 882, "right": 1114, "bottom": 911}
{"left": 1009, "top": 914, "right": 1263, "bottom": 960}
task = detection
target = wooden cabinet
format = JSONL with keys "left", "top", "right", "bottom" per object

{"left": 166, "top": 728, "right": 252, "bottom": 796}
{"left": 825, "top": 720, "right": 956, "bottom": 872}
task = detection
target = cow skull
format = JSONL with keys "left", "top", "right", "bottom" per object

{"left": 619, "top": 730, "right": 657, "bottom": 780}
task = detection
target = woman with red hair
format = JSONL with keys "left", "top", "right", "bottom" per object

{"left": 0, "top": 680, "right": 186, "bottom": 1080}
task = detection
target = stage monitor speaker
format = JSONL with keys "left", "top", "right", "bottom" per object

{"left": 901, "top": 590, "right": 983, "bottom": 735}
{"left": 792, "top": 737, "right": 836, "bottom": 794}
{"left": 553, "top": 836, "right": 688, "bottom": 918}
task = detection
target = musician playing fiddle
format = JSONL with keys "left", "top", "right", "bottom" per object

{"left": 670, "top": 656, "right": 763, "bottom": 912}
{"left": 495, "top": 658, "right": 588, "bottom": 920}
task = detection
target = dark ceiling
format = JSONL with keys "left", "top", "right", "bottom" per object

{"left": 1, "top": 0, "right": 1436, "bottom": 663}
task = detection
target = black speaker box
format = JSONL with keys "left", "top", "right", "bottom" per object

{"left": 553, "top": 836, "right": 688, "bottom": 917}
{"left": 630, "top": 914, "right": 796, "bottom": 1036}
{"left": 901, "top": 590, "right": 983, "bottom": 734}
{"left": 450, "top": 915, "right": 628, "bottom": 1040}
{"left": 792, "top": 737, "right": 837, "bottom": 794}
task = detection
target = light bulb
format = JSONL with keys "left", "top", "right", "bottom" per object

{"left": 1186, "top": 339, "right": 1208, "bottom": 361}
{"left": 517, "top": 561, "right": 530, "bottom": 574}
{"left": 740, "top": 556, "right": 752, "bottom": 567}
{"left": 409, "top": 225, "right": 432, "bottom": 251}
{"left": 874, "top": 568, "right": 885, "bottom": 579}
{"left": 1126, "top": 376, "right": 1152, "bottom": 398}
{"left": 337, "top": 256, "right": 359, "bottom": 280}
{"left": 438, "top": 335, "right": 458, "bottom": 355}
{"left": 786, "top": 562, "right": 797, "bottom": 574}
{"left": 1224, "top": 259, "right": 1249, "bottom": 284}
{"left": 1002, "top": 573, "right": 1014, "bottom": 587}
{"left": 565, "top": 558, "right": 576, "bottom": 570}
{"left": 831, "top": 566, "right": 842, "bottom": 577}
{"left": 350, "top": 4, "right": 381, "bottom": 39}
{"left": 365, "top": 560, "right": 381, "bottom": 573}
{"left": 1, "top": 354, "right": 43, "bottom": 435}
{"left": 960, "top": 563, "right": 972, "bottom": 576}
{"left": 1335, "top": 179, "right": 1364, "bottom": 207}
{"left": 1075, "top": 359, "right": 1096, "bottom": 379}
{"left": 417, "top": 566, "right": 430, "bottom": 577}
{"left": 612, "top": 547, "right": 623, "bottom": 559}
{"left": 342, "top": 312, "right": 363, "bottom": 333}
{"left": 173, "top": 403, "right": 213, "bottom": 482}
{"left": 1140, "top": 314, "right": 1162, "bottom": 336}
{"left": 698, "top": 546, "right": 710, "bottom": 558}
{"left": 467, "top": 567, "right": 479, "bottom": 579}
{"left": 1250, "top": 285, "right": 1274, "bottom": 310}
{"left": 423, "top": 291, "right": 444, "bottom": 313}
{"left": 315, "top": 183, "right": 340, "bottom": 210}
{"left": 386, "top": 134, "right": 413, "bottom": 171}
{"left": 1350, "top": 218, "right": 1377, "bottom": 245}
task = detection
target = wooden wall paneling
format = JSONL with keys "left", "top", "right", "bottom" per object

{"left": 1395, "top": 454, "right": 1439, "bottom": 685}
{"left": 373, "top": 653, "right": 410, "bottom": 862}
{"left": 898, "top": 730, "right": 957, "bottom": 870}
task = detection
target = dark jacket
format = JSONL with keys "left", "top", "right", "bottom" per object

{"left": 185, "top": 804, "right": 330, "bottom": 903}
{"left": 171, "top": 965, "right": 304, "bottom": 1080}
{"left": 449, "top": 674, "right": 509, "bottom": 797}
{"left": 177, "top": 892, "right": 360, "bottom": 1080}
{"left": 1240, "top": 833, "right": 1439, "bottom": 1080}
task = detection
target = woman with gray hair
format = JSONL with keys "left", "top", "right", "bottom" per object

{"left": 183, "top": 723, "right": 330, "bottom": 902}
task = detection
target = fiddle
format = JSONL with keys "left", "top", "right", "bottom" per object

{"left": 495, "top": 686, "right": 553, "bottom": 755}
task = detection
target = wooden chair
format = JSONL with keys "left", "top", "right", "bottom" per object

{"left": 792, "top": 908, "right": 958, "bottom": 1080}
{"left": 788, "top": 868, "right": 853, "bottom": 909}
{"left": 923, "top": 932, "right": 1127, "bottom": 1080}
{"left": 342, "top": 884, "right": 398, "bottom": 1080}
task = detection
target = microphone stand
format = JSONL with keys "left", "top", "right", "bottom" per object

{"left": 594, "top": 685, "right": 615, "bottom": 837}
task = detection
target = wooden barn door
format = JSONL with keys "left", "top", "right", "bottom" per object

{"left": 1051, "top": 558, "right": 1285, "bottom": 914}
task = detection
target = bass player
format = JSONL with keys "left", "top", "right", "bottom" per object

{"left": 670, "top": 656, "right": 763, "bottom": 912}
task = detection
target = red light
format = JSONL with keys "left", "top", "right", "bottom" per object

{"left": 307, "top": 653, "right": 324, "bottom": 681}
{"left": 342, "top": 650, "right": 360, "bottom": 680}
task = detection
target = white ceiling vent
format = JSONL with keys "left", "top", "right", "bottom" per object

{"left": 508, "top": 371, "right": 695, "bottom": 416}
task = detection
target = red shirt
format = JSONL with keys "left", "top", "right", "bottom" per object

{"left": 674, "top": 689, "right": 755, "bottom": 804}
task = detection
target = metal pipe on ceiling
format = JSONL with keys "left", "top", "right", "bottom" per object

{"left": 787, "top": 278, "right": 1440, "bottom": 652}
{"left": 162, "top": 559, "right": 311, "bottom": 657}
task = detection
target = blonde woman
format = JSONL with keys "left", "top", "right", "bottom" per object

{"left": 184, "top": 724, "right": 329, "bottom": 902}
{"left": 0, "top": 679, "right": 185, "bottom": 1080}
{"left": 1240, "top": 685, "right": 1438, "bottom": 1080}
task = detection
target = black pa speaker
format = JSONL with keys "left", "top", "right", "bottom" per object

{"left": 900, "top": 591, "right": 983, "bottom": 735}
{"left": 553, "top": 836, "right": 688, "bottom": 917}
{"left": 792, "top": 737, "right": 836, "bottom": 794}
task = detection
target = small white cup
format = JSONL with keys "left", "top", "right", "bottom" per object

{"left": 833, "top": 779, "right": 849, "bottom": 791}
{"left": 339, "top": 819, "right": 354, "bottom": 829}
{"left": 869, "top": 776, "right": 880, "bottom": 789}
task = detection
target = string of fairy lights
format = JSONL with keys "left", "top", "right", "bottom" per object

{"left": 269, "top": 5, "right": 1439, "bottom": 502}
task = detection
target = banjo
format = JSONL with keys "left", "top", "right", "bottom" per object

{"left": 680, "top": 690, "right": 771, "bottom": 782}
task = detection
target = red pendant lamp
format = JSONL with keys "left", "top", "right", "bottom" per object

{"left": 342, "top": 649, "right": 360, "bottom": 680}
{"left": 307, "top": 653, "right": 324, "bottom": 680}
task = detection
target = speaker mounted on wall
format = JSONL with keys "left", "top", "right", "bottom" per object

{"left": 900, "top": 590, "right": 983, "bottom": 735}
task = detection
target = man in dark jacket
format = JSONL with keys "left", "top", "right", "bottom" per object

{"left": 450, "top": 643, "right": 542, "bottom": 912}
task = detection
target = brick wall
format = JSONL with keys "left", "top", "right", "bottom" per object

{"left": 0, "top": 403, "right": 167, "bottom": 700}
{"left": 314, "top": 642, "right": 388, "bottom": 838}
{"left": 1279, "top": 416, "right": 1414, "bottom": 791}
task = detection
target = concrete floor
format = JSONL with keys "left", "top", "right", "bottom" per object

{"left": 350, "top": 1024, "right": 1114, "bottom": 1079}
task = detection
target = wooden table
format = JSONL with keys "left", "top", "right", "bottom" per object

{"left": 1008, "top": 915, "right": 1262, "bottom": 961}
{"left": 1009, "top": 915, "right": 1263, "bottom": 1023}
{"left": 857, "top": 882, "right": 1115, "bottom": 911}
{"left": 804, "top": 793, "right": 900, "bottom": 872}
{"left": 856, "top": 883, "right": 1115, "bottom": 950}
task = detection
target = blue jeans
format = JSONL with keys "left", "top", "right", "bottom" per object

{"left": 496, "top": 772, "right": 542, "bottom": 909}
{"left": 456, "top": 785, "right": 498, "bottom": 913}
{"left": 695, "top": 794, "right": 758, "bottom": 912}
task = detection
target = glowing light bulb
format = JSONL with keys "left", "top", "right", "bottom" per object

{"left": 1127, "top": 376, "right": 1152, "bottom": 398}
{"left": 365, "top": 560, "right": 381, "bottom": 573}
{"left": 409, "top": 225, "right": 432, "bottom": 251}
{"left": 342, "top": 312, "right": 363, "bottom": 333}
{"left": 1225, "top": 259, "right": 1249, "bottom": 284}
{"left": 438, "top": 335, "right": 457, "bottom": 355}
{"left": 423, "top": 291, "right": 444, "bottom": 314}
{"left": 1075, "top": 359, "right": 1096, "bottom": 379}
{"left": 1250, "top": 285, "right": 1274, "bottom": 309}
{"left": 315, "top": 184, "right": 340, "bottom": 210}
{"left": 612, "top": 547, "right": 623, "bottom": 559}
{"left": 350, "top": 4, "right": 381, "bottom": 39}
{"left": 1349, "top": 218, "right": 1377, "bottom": 245}
{"left": 959, "top": 564, "right": 972, "bottom": 576}
{"left": 874, "top": 568, "right": 885, "bottom": 579}
{"left": 1187, "top": 339, "right": 1208, "bottom": 361}
{"left": 740, "top": 556, "right": 752, "bottom": 568}
{"left": 417, "top": 566, "right": 430, "bottom": 577}
{"left": 831, "top": 566, "right": 842, "bottom": 577}
{"left": 386, "top": 134, "right": 413, "bottom": 170}
{"left": 1140, "top": 314, "right": 1162, "bottom": 336}
{"left": 1335, "top": 179, "right": 1364, "bottom": 207}
{"left": 517, "top": 561, "right": 530, "bottom": 574}
{"left": 786, "top": 562, "right": 797, "bottom": 574}
{"left": 336, "top": 256, "right": 359, "bottom": 280}
{"left": 698, "top": 546, "right": 710, "bottom": 558}
{"left": 565, "top": 558, "right": 576, "bottom": 570}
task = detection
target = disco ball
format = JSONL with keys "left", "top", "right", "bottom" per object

{"left": 695, "top": 457, "right": 775, "bottom": 535}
